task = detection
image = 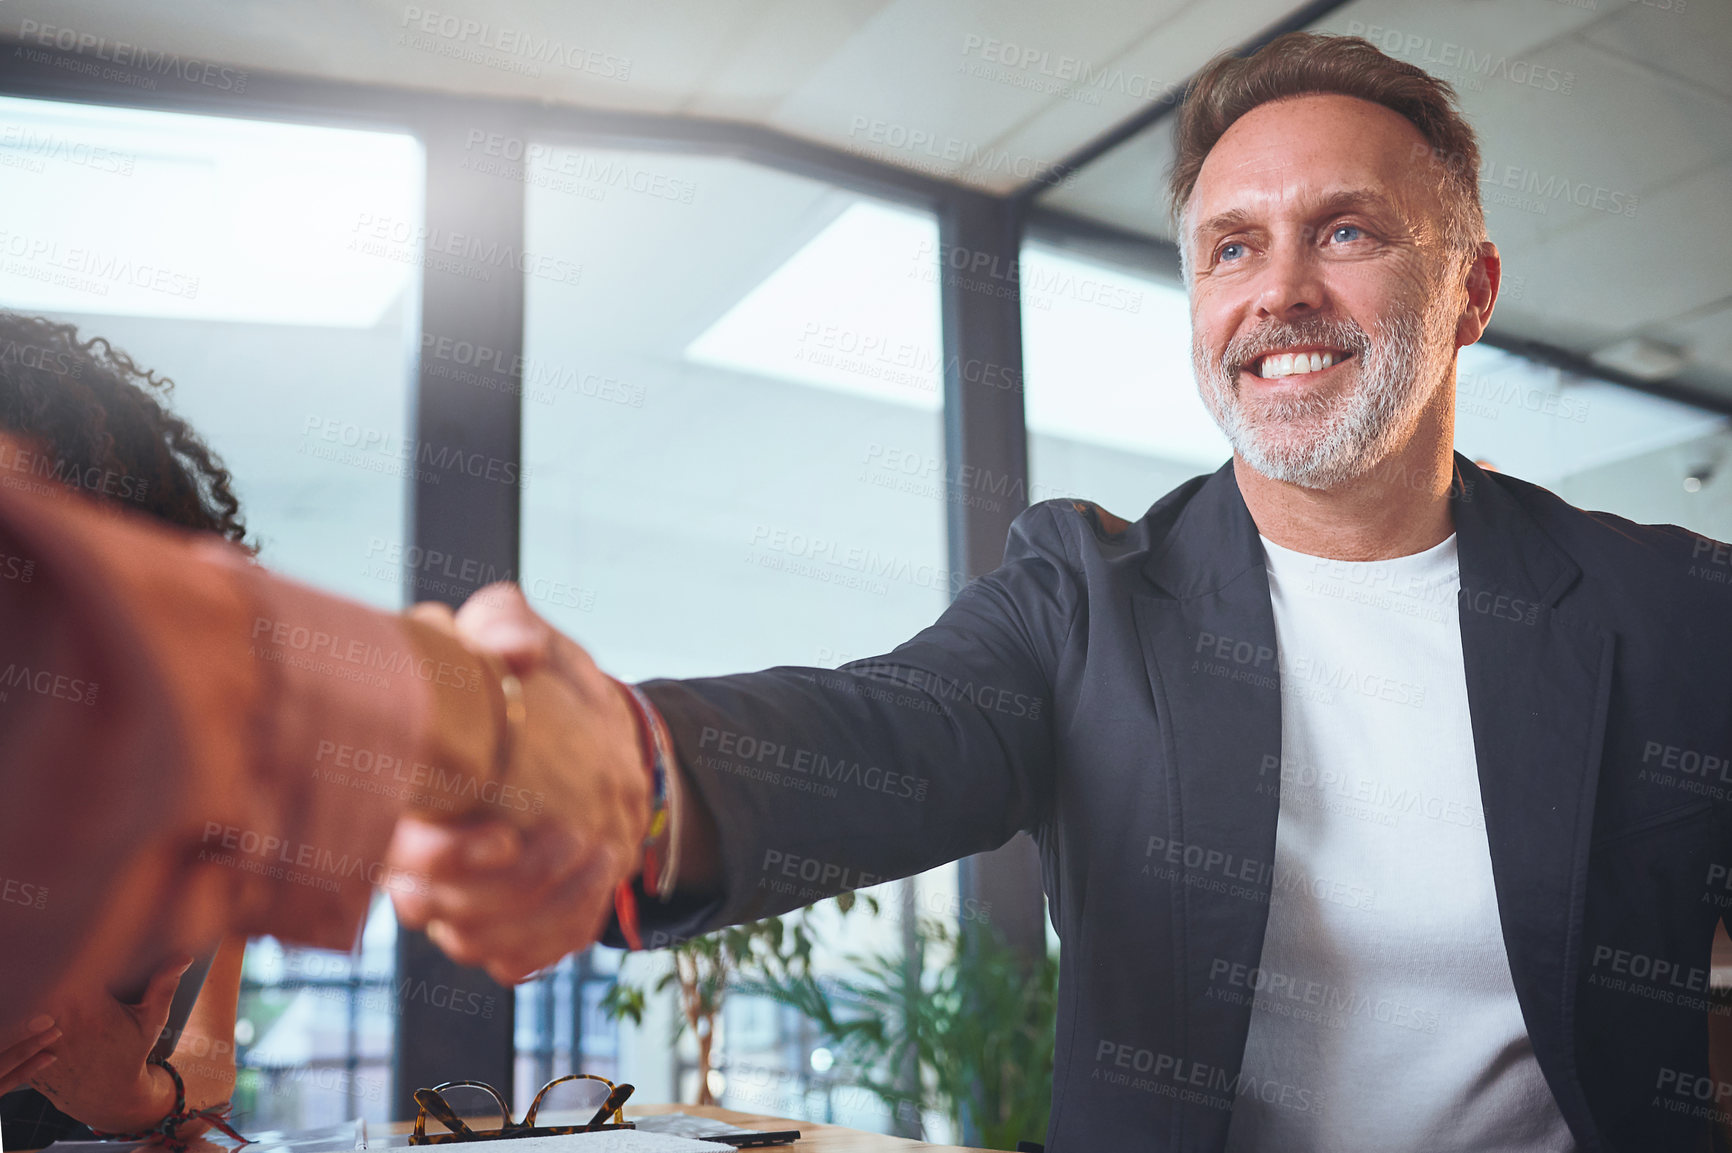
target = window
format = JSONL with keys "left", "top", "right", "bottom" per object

{"left": 517, "top": 144, "right": 950, "bottom": 1132}
{"left": 1452, "top": 343, "right": 1731, "bottom": 540}
{"left": 1019, "top": 241, "right": 1228, "bottom": 521}
{"left": 519, "top": 152, "right": 946, "bottom": 678}
{"left": 0, "top": 93, "right": 424, "bottom": 1129}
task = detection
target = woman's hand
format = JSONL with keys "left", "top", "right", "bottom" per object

{"left": 28, "top": 956, "right": 192, "bottom": 1132}
{"left": 390, "top": 587, "right": 655, "bottom": 985}
{"left": 0, "top": 1016, "right": 61, "bottom": 1095}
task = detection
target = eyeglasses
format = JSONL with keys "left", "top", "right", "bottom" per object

{"left": 410, "top": 1074, "right": 636, "bottom": 1144}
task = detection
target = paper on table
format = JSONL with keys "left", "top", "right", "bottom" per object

{"left": 361, "top": 1134, "right": 730, "bottom": 1153}
{"left": 47, "top": 1118, "right": 366, "bottom": 1153}
{"left": 248, "top": 1119, "right": 368, "bottom": 1153}
{"left": 440, "top": 1135, "right": 729, "bottom": 1153}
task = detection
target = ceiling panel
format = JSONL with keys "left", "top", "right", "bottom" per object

{"left": 1465, "top": 38, "right": 1732, "bottom": 245}
{"left": 1039, "top": 116, "right": 1177, "bottom": 239}
{"left": 967, "top": 0, "right": 1293, "bottom": 189}
{"left": 1312, "top": 0, "right": 1606, "bottom": 67}
{"left": 765, "top": 0, "right": 1198, "bottom": 191}
{"left": 695, "top": 0, "right": 890, "bottom": 119}
{"left": 1503, "top": 160, "right": 1732, "bottom": 337}
{"left": 4, "top": 0, "right": 780, "bottom": 112}
{"left": 765, "top": 0, "right": 1064, "bottom": 187}
{"left": 1582, "top": 0, "right": 1732, "bottom": 101}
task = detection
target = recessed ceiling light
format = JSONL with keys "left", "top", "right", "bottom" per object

{"left": 1590, "top": 336, "right": 1687, "bottom": 382}
{"left": 685, "top": 200, "right": 943, "bottom": 410}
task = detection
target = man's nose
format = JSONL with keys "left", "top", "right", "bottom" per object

{"left": 1252, "top": 241, "right": 1325, "bottom": 320}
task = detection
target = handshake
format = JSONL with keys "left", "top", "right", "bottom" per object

{"left": 384, "top": 583, "right": 695, "bottom": 985}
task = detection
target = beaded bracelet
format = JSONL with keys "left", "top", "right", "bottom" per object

{"left": 629, "top": 682, "right": 681, "bottom": 902}
{"left": 89, "top": 1055, "right": 249, "bottom": 1150}
{"left": 609, "top": 678, "right": 679, "bottom": 950}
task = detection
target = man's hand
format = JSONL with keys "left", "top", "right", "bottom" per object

{"left": 388, "top": 584, "right": 650, "bottom": 985}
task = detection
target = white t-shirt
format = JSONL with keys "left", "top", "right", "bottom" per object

{"left": 1222, "top": 532, "right": 1575, "bottom": 1152}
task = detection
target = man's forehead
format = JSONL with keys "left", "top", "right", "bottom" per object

{"left": 1190, "top": 94, "right": 1433, "bottom": 222}
{"left": 1195, "top": 186, "right": 1402, "bottom": 233}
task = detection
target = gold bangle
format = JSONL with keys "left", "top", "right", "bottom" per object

{"left": 481, "top": 652, "right": 526, "bottom": 785}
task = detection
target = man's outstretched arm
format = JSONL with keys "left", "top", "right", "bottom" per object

{"left": 390, "top": 500, "right": 1084, "bottom": 960}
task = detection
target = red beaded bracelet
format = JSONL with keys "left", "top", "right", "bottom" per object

{"left": 89, "top": 1055, "right": 250, "bottom": 1151}
{"left": 609, "top": 678, "right": 678, "bottom": 950}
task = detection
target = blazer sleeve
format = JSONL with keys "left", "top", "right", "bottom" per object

{"left": 615, "top": 499, "right": 1083, "bottom": 946}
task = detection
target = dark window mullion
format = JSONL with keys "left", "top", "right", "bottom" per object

{"left": 392, "top": 110, "right": 527, "bottom": 1120}
{"left": 937, "top": 187, "right": 1045, "bottom": 1144}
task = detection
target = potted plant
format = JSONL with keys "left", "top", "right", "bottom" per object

{"left": 601, "top": 893, "right": 877, "bottom": 1106}
{"left": 742, "top": 915, "right": 1058, "bottom": 1150}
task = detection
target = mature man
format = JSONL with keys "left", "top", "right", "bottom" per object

{"left": 394, "top": 33, "right": 1732, "bottom": 1152}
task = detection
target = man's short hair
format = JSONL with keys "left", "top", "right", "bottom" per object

{"left": 1169, "top": 32, "right": 1486, "bottom": 269}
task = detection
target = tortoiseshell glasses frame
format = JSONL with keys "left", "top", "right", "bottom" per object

{"left": 408, "top": 1075, "right": 635, "bottom": 1144}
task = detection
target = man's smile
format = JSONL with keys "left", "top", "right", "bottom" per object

{"left": 1244, "top": 346, "right": 1355, "bottom": 381}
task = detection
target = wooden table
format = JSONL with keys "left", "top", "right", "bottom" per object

{"left": 16, "top": 1102, "right": 988, "bottom": 1153}
{"left": 370, "top": 1103, "right": 984, "bottom": 1152}
{"left": 624, "top": 1103, "right": 985, "bottom": 1151}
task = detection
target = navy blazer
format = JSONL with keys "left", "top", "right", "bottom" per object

{"left": 627, "top": 453, "right": 1732, "bottom": 1151}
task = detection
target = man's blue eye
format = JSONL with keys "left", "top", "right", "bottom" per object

{"left": 1219, "top": 242, "right": 1245, "bottom": 261}
{"left": 1330, "top": 225, "right": 1362, "bottom": 243}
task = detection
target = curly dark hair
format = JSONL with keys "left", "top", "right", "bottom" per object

{"left": 0, "top": 311, "right": 250, "bottom": 548}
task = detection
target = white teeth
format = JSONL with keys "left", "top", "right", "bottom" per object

{"left": 1257, "top": 350, "right": 1340, "bottom": 378}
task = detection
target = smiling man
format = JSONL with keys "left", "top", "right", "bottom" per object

{"left": 1172, "top": 52, "right": 1553, "bottom": 1152}
{"left": 392, "top": 33, "right": 1732, "bottom": 1153}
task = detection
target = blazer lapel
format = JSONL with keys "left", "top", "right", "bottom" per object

{"left": 1451, "top": 454, "right": 1614, "bottom": 1146}
{"left": 1132, "top": 462, "right": 1285, "bottom": 1150}
{"left": 1124, "top": 455, "right": 1613, "bottom": 1148}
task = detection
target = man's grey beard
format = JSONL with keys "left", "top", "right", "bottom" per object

{"left": 1192, "top": 298, "right": 1455, "bottom": 490}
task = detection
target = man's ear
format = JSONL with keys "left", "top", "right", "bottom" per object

{"left": 1456, "top": 240, "right": 1500, "bottom": 349}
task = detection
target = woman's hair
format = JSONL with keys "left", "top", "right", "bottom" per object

{"left": 0, "top": 311, "right": 250, "bottom": 547}
{"left": 1169, "top": 32, "right": 1486, "bottom": 260}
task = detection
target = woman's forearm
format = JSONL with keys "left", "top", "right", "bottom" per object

{"left": 169, "top": 934, "right": 246, "bottom": 1124}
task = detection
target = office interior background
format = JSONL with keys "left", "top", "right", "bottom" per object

{"left": 1, "top": 0, "right": 1727, "bottom": 1144}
